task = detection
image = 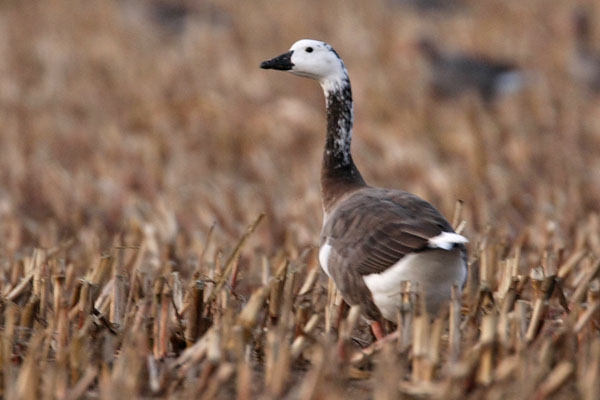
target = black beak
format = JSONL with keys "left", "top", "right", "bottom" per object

{"left": 260, "top": 50, "right": 294, "bottom": 71}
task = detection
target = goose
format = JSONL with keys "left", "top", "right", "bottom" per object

{"left": 260, "top": 39, "right": 468, "bottom": 338}
{"left": 570, "top": 10, "right": 600, "bottom": 93}
{"left": 417, "top": 37, "right": 525, "bottom": 103}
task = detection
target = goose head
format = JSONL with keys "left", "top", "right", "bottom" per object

{"left": 260, "top": 39, "right": 348, "bottom": 85}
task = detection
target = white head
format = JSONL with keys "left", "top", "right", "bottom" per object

{"left": 260, "top": 39, "right": 348, "bottom": 86}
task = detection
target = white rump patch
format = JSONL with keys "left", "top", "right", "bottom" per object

{"left": 427, "top": 231, "right": 468, "bottom": 250}
{"left": 319, "top": 242, "right": 332, "bottom": 277}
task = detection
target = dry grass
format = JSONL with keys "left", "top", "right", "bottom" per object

{"left": 1, "top": 0, "right": 600, "bottom": 398}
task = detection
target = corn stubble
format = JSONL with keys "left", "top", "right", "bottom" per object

{"left": 1, "top": 0, "right": 600, "bottom": 399}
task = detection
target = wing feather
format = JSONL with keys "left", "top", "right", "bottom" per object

{"left": 321, "top": 188, "right": 461, "bottom": 277}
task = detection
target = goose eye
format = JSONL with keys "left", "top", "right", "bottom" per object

{"left": 306, "top": 47, "right": 313, "bottom": 53}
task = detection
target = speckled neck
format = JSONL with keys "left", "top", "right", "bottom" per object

{"left": 320, "top": 78, "right": 366, "bottom": 211}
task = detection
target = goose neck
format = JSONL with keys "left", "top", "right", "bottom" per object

{"left": 320, "top": 78, "right": 365, "bottom": 208}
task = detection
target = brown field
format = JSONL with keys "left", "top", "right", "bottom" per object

{"left": 1, "top": 0, "right": 600, "bottom": 398}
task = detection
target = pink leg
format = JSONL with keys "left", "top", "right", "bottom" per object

{"left": 370, "top": 321, "right": 385, "bottom": 340}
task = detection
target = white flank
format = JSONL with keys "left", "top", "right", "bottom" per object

{"left": 363, "top": 248, "right": 466, "bottom": 320}
{"left": 319, "top": 242, "right": 332, "bottom": 277}
{"left": 428, "top": 231, "right": 468, "bottom": 250}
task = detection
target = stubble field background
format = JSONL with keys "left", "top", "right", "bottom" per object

{"left": 1, "top": 0, "right": 600, "bottom": 398}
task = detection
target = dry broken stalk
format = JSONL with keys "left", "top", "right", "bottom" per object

{"left": 152, "top": 277, "right": 165, "bottom": 359}
{"left": 280, "top": 259, "right": 297, "bottom": 329}
{"left": 526, "top": 297, "right": 547, "bottom": 345}
{"left": 557, "top": 249, "right": 587, "bottom": 279}
{"left": 449, "top": 283, "right": 462, "bottom": 363}
{"left": 498, "top": 277, "right": 521, "bottom": 348}
{"left": 185, "top": 280, "right": 205, "bottom": 346}
{"left": 2, "top": 301, "right": 19, "bottom": 383}
{"left": 89, "top": 254, "right": 114, "bottom": 287}
{"left": 530, "top": 266, "right": 545, "bottom": 300}
{"left": 452, "top": 199, "right": 465, "bottom": 231}
{"left": 477, "top": 313, "right": 496, "bottom": 385}
{"left": 294, "top": 299, "right": 311, "bottom": 338}
{"left": 325, "top": 278, "right": 337, "bottom": 335}
{"left": 337, "top": 305, "right": 361, "bottom": 362}
{"left": 268, "top": 259, "right": 288, "bottom": 324}
{"left": 158, "top": 286, "right": 173, "bottom": 358}
{"left": 19, "top": 294, "right": 39, "bottom": 341}
{"left": 265, "top": 328, "right": 291, "bottom": 396}
{"left": 534, "top": 361, "right": 574, "bottom": 399}
{"left": 201, "top": 363, "right": 235, "bottom": 400}
{"left": 238, "top": 286, "right": 269, "bottom": 335}
{"left": 64, "top": 366, "right": 99, "bottom": 400}
{"left": 15, "top": 333, "right": 44, "bottom": 400}
{"left": 578, "top": 338, "right": 600, "bottom": 400}
{"left": 110, "top": 272, "right": 127, "bottom": 327}
{"left": 398, "top": 280, "right": 414, "bottom": 351}
{"left": 291, "top": 313, "right": 320, "bottom": 359}
{"left": 429, "top": 317, "right": 444, "bottom": 368}
{"left": 350, "top": 330, "right": 400, "bottom": 365}
{"left": 171, "top": 271, "right": 184, "bottom": 314}
{"left": 297, "top": 344, "right": 326, "bottom": 400}
{"left": 297, "top": 255, "right": 320, "bottom": 296}
{"left": 574, "top": 290, "right": 600, "bottom": 334}
{"left": 206, "top": 214, "right": 264, "bottom": 305}
{"left": 412, "top": 312, "right": 433, "bottom": 382}
{"left": 71, "top": 279, "right": 94, "bottom": 325}
{"left": 570, "top": 259, "right": 600, "bottom": 306}
{"left": 56, "top": 302, "right": 70, "bottom": 363}
{"left": 69, "top": 324, "right": 90, "bottom": 386}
